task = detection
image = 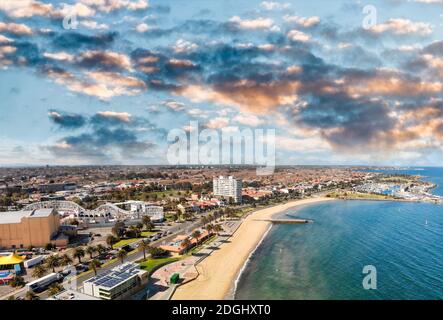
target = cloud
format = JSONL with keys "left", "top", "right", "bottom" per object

{"left": 46, "top": 108, "right": 163, "bottom": 162}
{"left": 0, "top": 0, "right": 54, "bottom": 18}
{"left": 0, "top": 22, "right": 33, "bottom": 35}
{"left": 284, "top": 15, "right": 320, "bottom": 27}
{"left": 260, "top": 1, "right": 291, "bottom": 10}
{"left": 76, "top": 50, "right": 132, "bottom": 71}
{"left": 205, "top": 117, "right": 230, "bottom": 129}
{"left": 228, "top": 16, "right": 276, "bottom": 30}
{"left": 93, "top": 111, "right": 132, "bottom": 123}
{"left": 287, "top": 29, "right": 311, "bottom": 42}
{"left": 79, "top": 0, "right": 148, "bottom": 13}
{"left": 233, "top": 113, "right": 264, "bottom": 126}
{"left": 43, "top": 51, "right": 74, "bottom": 62}
{"left": 136, "top": 23, "right": 149, "bottom": 33}
{"left": 52, "top": 32, "right": 117, "bottom": 50}
{"left": 43, "top": 67, "right": 146, "bottom": 100}
{"left": 48, "top": 109, "right": 86, "bottom": 129}
{"left": 368, "top": 19, "right": 432, "bottom": 36}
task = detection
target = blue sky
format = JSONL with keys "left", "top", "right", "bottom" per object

{"left": 0, "top": 0, "right": 443, "bottom": 166}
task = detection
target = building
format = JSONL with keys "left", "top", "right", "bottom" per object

{"left": 0, "top": 208, "right": 67, "bottom": 249}
{"left": 83, "top": 262, "right": 148, "bottom": 300}
{"left": 213, "top": 176, "right": 242, "bottom": 203}
{"left": 160, "top": 229, "right": 212, "bottom": 255}
{"left": 47, "top": 289, "right": 100, "bottom": 300}
{"left": 125, "top": 201, "right": 164, "bottom": 221}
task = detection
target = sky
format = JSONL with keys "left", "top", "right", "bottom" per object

{"left": 0, "top": 0, "right": 443, "bottom": 167}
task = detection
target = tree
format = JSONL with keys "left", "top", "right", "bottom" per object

{"left": 205, "top": 224, "right": 214, "bottom": 234}
{"left": 48, "top": 283, "right": 63, "bottom": 296}
{"left": 201, "top": 216, "right": 208, "bottom": 227}
{"left": 180, "top": 238, "right": 192, "bottom": 253}
{"left": 45, "top": 255, "right": 60, "bottom": 273}
{"left": 7, "top": 295, "right": 15, "bottom": 300}
{"left": 96, "top": 244, "right": 107, "bottom": 255}
{"left": 116, "top": 250, "right": 127, "bottom": 264}
{"left": 138, "top": 240, "right": 151, "bottom": 260}
{"left": 148, "top": 247, "right": 168, "bottom": 258}
{"left": 112, "top": 221, "right": 126, "bottom": 238}
{"left": 9, "top": 275, "right": 25, "bottom": 288}
{"left": 106, "top": 235, "right": 118, "bottom": 249}
{"left": 73, "top": 247, "right": 85, "bottom": 264}
{"left": 32, "top": 265, "right": 47, "bottom": 278}
{"left": 25, "top": 290, "right": 39, "bottom": 300}
{"left": 86, "top": 246, "right": 97, "bottom": 259}
{"left": 88, "top": 259, "right": 102, "bottom": 276}
{"left": 60, "top": 254, "right": 73, "bottom": 267}
{"left": 191, "top": 230, "right": 202, "bottom": 246}
{"left": 213, "top": 224, "right": 223, "bottom": 235}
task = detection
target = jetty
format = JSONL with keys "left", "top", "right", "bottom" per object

{"left": 255, "top": 218, "right": 313, "bottom": 224}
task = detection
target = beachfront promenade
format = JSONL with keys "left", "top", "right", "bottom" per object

{"left": 148, "top": 220, "right": 242, "bottom": 300}
{"left": 171, "top": 197, "right": 334, "bottom": 300}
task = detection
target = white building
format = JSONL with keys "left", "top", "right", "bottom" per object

{"left": 124, "top": 201, "right": 164, "bottom": 222}
{"left": 213, "top": 176, "right": 242, "bottom": 203}
{"left": 83, "top": 263, "right": 148, "bottom": 300}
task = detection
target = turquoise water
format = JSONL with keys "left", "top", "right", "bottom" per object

{"left": 235, "top": 200, "right": 443, "bottom": 300}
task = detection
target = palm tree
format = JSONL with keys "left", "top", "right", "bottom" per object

{"left": 25, "top": 290, "right": 39, "bottom": 300}
{"left": 86, "top": 246, "right": 97, "bottom": 260}
{"left": 106, "top": 235, "right": 117, "bottom": 249}
{"left": 96, "top": 244, "right": 107, "bottom": 256}
{"left": 73, "top": 247, "right": 85, "bottom": 264}
{"left": 180, "top": 238, "right": 192, "bottom": 253}
{"left": 213, "top": 224, "right": 223, "bottom": 235}
{"left": 45, "top": 255, "right": 60, "bottom": 273}
{"left": 191, "top": 230, "right": 202, "bottom": 247}
{"left": 88, "top": 259, "right": 102, "bottom": 276}
{"left": 47, "top": 283, "right": 63, "bottom": 296}
{"left": 138, "top": 240, "right": 151, "bottom": 260}
{"left": 205, "top": 224, "right": 214, "bottom": 234}
{"left": 9, "top": 275, "right": 25, "bottom": 288}
{"left": 60, "top": 253, "right": 73, "bottom": 267}
{"left": 32, "top": 265, "right": 47, "bottom": 278}
{"left": 116, "top": 249, "right": 127, "bottom": 264}
{"left": 142, "top": 215, "right": 151, "bottom": 229}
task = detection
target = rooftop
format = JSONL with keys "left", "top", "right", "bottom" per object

{"left": 84, "top": 262, "right": 145, "bottom": 289}
{"left": 47, "top": 289, "right": 100, "bottom": 300}
{"left": 0, "top": 208, "right": 55, "bottom": 224}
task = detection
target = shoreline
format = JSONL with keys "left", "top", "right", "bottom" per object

{"left": 171, "top": 196, "right": 334, "bottom": 300}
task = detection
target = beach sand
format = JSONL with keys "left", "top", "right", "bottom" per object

{"left": 171, "top": 196, "right": 333, "bottom": 300}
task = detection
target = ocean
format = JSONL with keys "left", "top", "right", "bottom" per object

{"left": 235, "top": 168, "right": 443, "bottom": 300}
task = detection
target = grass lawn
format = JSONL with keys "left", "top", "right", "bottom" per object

{"left": 114, "top": 238, "right": 139, "bottom": 248}
{"left": 141, "top": 231, "right": 156, "bottom": 237}
{"left": 139, "top": 257, "right": 181, "bottom": 274}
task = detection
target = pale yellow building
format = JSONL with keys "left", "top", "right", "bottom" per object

{"left": 0, "top": 208, "right": 64, "bottom": 249}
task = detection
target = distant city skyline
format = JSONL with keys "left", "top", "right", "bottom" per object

{"left": 1, "top": 0, "right": 443, "bottom": 167}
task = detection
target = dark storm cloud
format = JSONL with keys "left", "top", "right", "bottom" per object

{"left": 48, "top": 109, "right": 86, "bottom": 129}
{"left": 296, "top": 92, "right": 395, "bottom": 148}
{"left": 423, "top": 41, "right": 443, "bottom": 56}
{"left": 51, "top": 31, "right": 118, "bottom": 50}
{"left": 0, "top": 40, "right": 42, "bottom": 66}
{"left": 46, "top": 110, "right": 162, "bottom": 160}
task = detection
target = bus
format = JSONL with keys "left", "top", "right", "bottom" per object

{"left": 25, "top": 273, "right": 63, "bottom": 293}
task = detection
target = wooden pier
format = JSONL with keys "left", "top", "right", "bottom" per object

{"left": 255, "top": 218, "right": 313, "bottom": 224}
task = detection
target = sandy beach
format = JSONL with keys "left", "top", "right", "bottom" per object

{"left": 171, "top": 196, "right": 334, "bottom": 300}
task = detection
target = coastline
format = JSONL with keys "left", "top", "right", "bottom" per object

{"left": 171, "top": 196, "right": 334, "bottom": 300}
